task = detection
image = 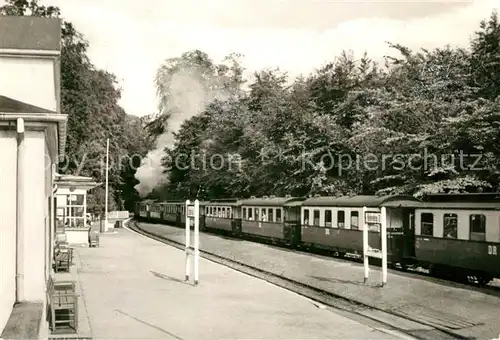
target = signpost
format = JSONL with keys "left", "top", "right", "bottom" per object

{"left": 185, "top": 199, "right": 200, "bottom": 285}
{"left": 362, "top": 206, "right": 388, "bottom": 286}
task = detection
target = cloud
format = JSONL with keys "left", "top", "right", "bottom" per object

{"left": 37, "top": 0, "right": 499, "bottom": 116}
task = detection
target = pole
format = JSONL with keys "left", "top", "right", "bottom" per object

{"left": 362, "top": 206, "right": 369, "bottom": 283}
{"left": 381, "top": 206, "right": 388, "bottom": 286}
{"left": 185, "top": 200, "right": 191, "bottom": 281}
{"left": 194, "top": 199, "right": 200, "bottom": 285}
{"left": 105, "top": 138, "right": 109, "bottom": 231}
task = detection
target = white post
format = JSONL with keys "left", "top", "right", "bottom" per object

{"left": 194, "top": 199, "right": 200, "bottom": 285}
{"left": 84, "top": 193, "right": 87, "bottom": 228}
{"left": 185, "top": 200, "right": 191, "bottom": 281}
{"left": 105, "top": 138, "right": 109, "bottom": 231}
{"left": 381, "top": 206, "right": 388, "bottom": 286}
{"left": 362, "top": 206, "right": 369, "bottom": 283}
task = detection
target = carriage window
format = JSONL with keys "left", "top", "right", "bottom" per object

{"left": 268, "top": 208, "right": 274, "bottom": 222}
{"left": 351, "top": 211, "right": 359, "bottom": 230}
{"left": 470, "top": 214, "right": 486, "bottom": 241}
{"left": 243, "top": 208, "right": 247, "bottom": 220}
{"left": 421, "top": 213, "right": 434, "bottom": 236}
{"left": 261, "top": 208, "right": 267, "bottom": 221}
{"left": 276, "top": 209, "right": 282, "bottom": 223}
{"left": 313, "top": 210, "right": 320, "bottom": 226}
{"left": 443, "top": 214, "right": 457, "bottom": 238}
{"left": 255, "top": 208, "right": 260, "bottom": 221}
{"left": 227, "top": 208, "right": 232, "bottom": 218}
{"left": 325, "top": 210, "right": 332, "bottom": 228}
{"left": 248, "top": 207, "right": 253, "bottom": 220}
{"left": 205, "top": 207, "right": 209, "bottom": 215}
{"left": 303, "top": 209, "right": 310, "bottom": 225}
{"left": 337, "top": 210, "right": 345, "bottom": 228}
{"left": 222, "top": 207, "right": 226, "bottom": 218}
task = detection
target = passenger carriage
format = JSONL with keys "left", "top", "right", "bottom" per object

{"left": 149, "top": 202, "right": 162, "bottom": 221}
{"left": 204, "top": 199, "right": 241, "bottom": 234}
{"left": 240, "top": 195, "right": 305, "bottom": 246}
{"left": 300, "top": 195, "right": 421, "bottom": 261}
{"left": 136, "top": 200, "right": 156, "bottom": 221}
{"left": 411, "top": 193, "right": 500, "bottom": 284}
{"left": 160, "top": 201, "right": 182, "bottom": 225}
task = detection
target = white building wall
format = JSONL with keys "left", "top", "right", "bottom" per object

{"left": 0, "top": 130, "right": 18, "bottom": 333}
{"left": 0, "top": 57, "right": 57, "bottom": 112}
{"left": 20, "top": 131, "right": 47, "bottom": 301}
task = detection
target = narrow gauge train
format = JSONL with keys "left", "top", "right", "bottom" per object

{"left": 134, "top": 193, "right": 500, "bottom": 285}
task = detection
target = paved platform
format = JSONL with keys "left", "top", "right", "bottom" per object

{"left": 136, "top": 222, "right": 500, "bottom": 340}
{"left": 70, "top": 227, "right": 411, "bottom": 339}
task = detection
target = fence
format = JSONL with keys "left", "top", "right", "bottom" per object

{"left": 107, "top": 211, "right": 130, "bottom": 220}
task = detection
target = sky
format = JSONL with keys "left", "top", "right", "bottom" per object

{"left": 28, "top": 0, "right": 500, "bottom": 117}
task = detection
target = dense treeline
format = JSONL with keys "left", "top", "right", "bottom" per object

{"left": 149, "top": 11, "right": 500, "bottom": 200}
{"left": 0, "top": 0, "right": 153, "bottom": 212}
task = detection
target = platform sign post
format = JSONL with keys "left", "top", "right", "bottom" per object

{"left": 362, "top": 206, "right": 388, "bottom": 287}
{"left": 194, "top": 199, "right": 200, "bottom": 285}
{"left": 185, "top": 199, "right": 200, "bottom": 285}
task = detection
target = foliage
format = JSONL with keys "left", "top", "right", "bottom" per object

{"left": 146, "top": 11, "right": 500, "bottom": 199}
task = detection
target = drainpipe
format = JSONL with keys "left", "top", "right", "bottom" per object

{"left": 16, "top": 118, "right": 25, "bottom": 302}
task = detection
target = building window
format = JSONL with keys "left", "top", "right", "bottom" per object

{"left": 325, "top": 210, "right": 332, "bottom": 228}
{"left": 470, "top": 214, "right": 486, "bottom": 241}
{"left": 351, "top": 211, "right": 359, "bottom": 230}
{"left": 443, "top": 213, "right": 457, "bottom": 238}
{"left": 313, "top": 210, "right": 320, "bottom": 226}
{"left": 421, "top": 213, "right": 433, "bottom": 236}
{"left": 337, "top": 210, "right": 345, "bottom": 228}
{"left": 65, "top": 194, "right": 85, "bottom": 228}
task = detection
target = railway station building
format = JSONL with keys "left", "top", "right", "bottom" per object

{"left": 0, "top": 16, "right": 67, "bottom": 337}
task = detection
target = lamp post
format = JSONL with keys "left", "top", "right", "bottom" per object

{"left": 105, "top": 138, "right": 109, "bottom": 231}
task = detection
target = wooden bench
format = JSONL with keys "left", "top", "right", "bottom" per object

{"left": 53, "top": 246, "right": 73, "bottom": 273}
{"left": 46, "top": 276, "right": 78, "bottom": 334}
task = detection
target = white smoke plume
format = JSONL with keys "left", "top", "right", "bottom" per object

{"left": 134, "top": 66, "right": 230, "bottom": 198}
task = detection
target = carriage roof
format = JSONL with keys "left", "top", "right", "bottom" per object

{"left": 302, "top": 195, "right": 420, "bottom": 207}
{"left": 411, "top": 201, "right": 500, "bottom": 210}
{"left": 206, "top": 198, "right": 242, "bottom": 206}
{"left": 239, "top": 196, "right": 306, "bottom": 207}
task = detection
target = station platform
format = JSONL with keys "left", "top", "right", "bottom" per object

{"left": 59, "top": 227, "right": 412, "bottom": 339}
{"left": 136, "top": 222, "right": 500, "bottom": 340}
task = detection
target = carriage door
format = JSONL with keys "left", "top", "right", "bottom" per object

{"left": 402, "top": 208, "right": 416, "bottom": 257}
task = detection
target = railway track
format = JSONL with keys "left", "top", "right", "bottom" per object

{"left": 141, "top": 218, "right": 500, "bottom": 292}
{"left": 127, "top": 220, "right": 477, "bottom": 340}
